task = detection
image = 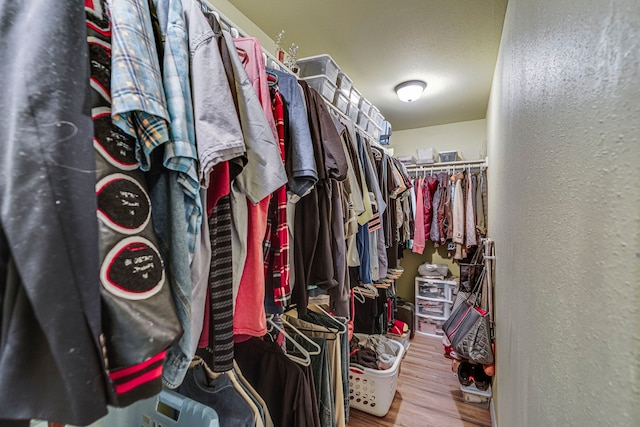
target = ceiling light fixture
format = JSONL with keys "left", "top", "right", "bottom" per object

{"left": 395, "top": 80, "right": 427, "bottom": 102}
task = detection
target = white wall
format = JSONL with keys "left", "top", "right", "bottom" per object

{"left": 487, "top": 1, "right": 640, "bottom": 426}
{"left": 388, "top": 119, "right": 486, "bottom": 161}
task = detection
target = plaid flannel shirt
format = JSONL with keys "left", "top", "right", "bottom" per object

{"left": 263, "top": 87, "right": 290, "bottom": 306}
{"left": 110, "top": 0, "right": 171, "bottom": 170}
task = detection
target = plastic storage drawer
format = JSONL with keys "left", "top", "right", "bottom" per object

{"left": 333, "top": 90, "right": 350, "bottom": 114}
{"left": 357, "top": 111, "right": 370, "bottom": 128}
{"left": 416, "top": 316, "right": 445, "bottom": 337}
{"left": 350, "top": 88, "right": 362, "bottom": 110}
{"left": 347, "top": 101, "right": 359, "bottom": 121}
{"left": 369, "top": 107, "right": 384, "bottom": 129}
{"left": 417, "top": 299, "right": 447, "bottom": 317}
{"left": 336, "top": 72, "right": 353, "bottom": 95}
{"left": 301, "top": 75, "right": 337, "bottom": 103}
{"left": 417, "top": 281, "right": 449, "bottom": 300}
{"left": 81, "top": 389, "right": 219, "bottom": 427}
{"left": 359, "top": 97, "right": 372, "bottom": 116}
{"left": 297, "top": 54, "right": 340, "bottom": 84}
{"left": 439, "top": 150, "right": 459, "bottom": 162}
{"left": 366, "top": 118, "right": 381, "bottom": 137}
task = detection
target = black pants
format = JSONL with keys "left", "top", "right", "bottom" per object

{"left": 0, "top": 1, "right": 108, "bottom": 424}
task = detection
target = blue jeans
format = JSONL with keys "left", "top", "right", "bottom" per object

{"left": 149, "top": 170, "right": 194, "bottom": 388}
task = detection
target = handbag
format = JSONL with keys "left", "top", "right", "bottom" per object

{"left": 443, "top": 268, "right": 493, "bottom": 364}
{"left": 458, "top": 241, "right": 484, "bottom": 291}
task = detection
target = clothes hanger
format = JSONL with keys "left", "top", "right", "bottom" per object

{"left": 268, "top": 58, "right": 281, "bottom": 70}
{"left": 353, "top": 284, "right": 378, "bottom": 303}
{"left": 280, "top": 315, "right": 322, "bottom": 355}
{"left": 189, "top": 356, "right": 227, "bottom": 379}
{"left": 308, "top": 303, "right": 347, "bottom": 335}
{"left": 199, "top": 0, "right": 209, "bottom": 14}
{"left": 266, "top": 315, "right": 311, "bottom": 366}
{"left": 236, "top": 46, "right": 249, "bottom": 66}
{"left": 282, "top": 314, "right": 338, "bottom": 341}
{"left": 266, "top": 70, "right": 278, "bottom": 87}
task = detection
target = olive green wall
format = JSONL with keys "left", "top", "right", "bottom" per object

{"left": 395, "top": 245, "right": 460, "bottom": 304}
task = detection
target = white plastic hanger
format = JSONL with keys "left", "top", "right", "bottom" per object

{"left": 280, "top": 316, "right": 322, "bottom": 355}
{"left": 266, "top": 315, "right": 312, "bottom": 366}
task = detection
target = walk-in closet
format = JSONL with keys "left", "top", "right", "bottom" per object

{"left": 0, "top": 1, "right": 638, "bottom": 427}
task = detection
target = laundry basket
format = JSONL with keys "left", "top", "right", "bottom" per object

{"left": 349, "top": 335, "right": 405, "bottom": 417}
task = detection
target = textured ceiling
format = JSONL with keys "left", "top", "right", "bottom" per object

{"left": 227, "top": 0, "right": 508, "bottom": 131}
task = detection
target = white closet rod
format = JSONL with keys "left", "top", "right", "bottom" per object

{"left": 203, "top": 1, "right": 386, "bottom": 149}
{"left": 404, "top": 158, "right": 488, "bottom": 175}
{"left": 323, "top": 99, "right": 389, "bottom": 152}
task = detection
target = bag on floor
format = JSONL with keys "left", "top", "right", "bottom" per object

{"left": 395, "top": 298, "right": 415, "bottom": 339}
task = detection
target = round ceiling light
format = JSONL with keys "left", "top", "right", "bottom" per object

{"left": 394, "top": 80, "right": 427, "bottom": 103}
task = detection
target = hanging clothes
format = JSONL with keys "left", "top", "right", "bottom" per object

{"left": 330, "top": 114, "right": 365, "bottom": 289}
{"left": 188, "top": 4, "right": 243, "bottom": 362}
{"left": 429, "top": 173, "right": 442, "bottom": 244}
{"left": 0, "top": 1, "right": 110, "bottom": 423}
{"left": 371, "top": 148, "right": 390, "bottom": 278}
{"left": 328, "top": 180, "right": 350, "bottom": 317}
{"left": 267, "top": 68, "right": 319, "bottom": 199}
{"left": 466, "top": 171, "right": 478, "bottom": 249}
{"left": 235, "top": 337, "right": 318, "bottom": 427}
{"left": 264, "top": 82, "right": 291, "bottom": 309}
{"left": 285, "top": 315, "right": 346, "bottom": 427}
{"left": 303, "top": 308, "right": 351, "bottom": 424}
{"left": 292, "top": 81, "right": 348, "bottom": 314}
{"left": 152, "top": 0, "right": 203, "bottom": 265}
{"left": 476, "top": 170, "right": 488, "bottom": 236}
{"left": 412, "top": 177, "right": 426, "bottom": 253}
{"left": 88, "top": 0, "right": 183, "bottom": 404}
{"left": 222, "top": 31, "right": 287, "bottom": 338}
{"left": 201, "top": 162, "right": 235, "bottom": 372}
{"left": 233, "top": 37, "right": 279, "bottom": 141}
{"left": 423, "top": 174, "right": 438, "bottom": 238}
{"left": 177, "top": 363, "right": 255, "bottom": 427}
{"left": 452, "top": 172, "right": 466, "bottom": 259}
{"left": 437, "top": 172, "right": 451, "bottom": 246}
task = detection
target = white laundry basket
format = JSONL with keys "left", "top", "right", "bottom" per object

{"left": 349, "top": 335, "right": 405, "bottom": 417}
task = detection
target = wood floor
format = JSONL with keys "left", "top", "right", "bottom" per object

{"left": 347, "top": 334, "right": 492, "bottom": 427}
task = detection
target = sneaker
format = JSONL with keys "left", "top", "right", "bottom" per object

{"left": 457, "top": 362, "right": 474, "bottom": 387}
{"left": 471, "top": 363, "right": 491, "bottom": 391}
